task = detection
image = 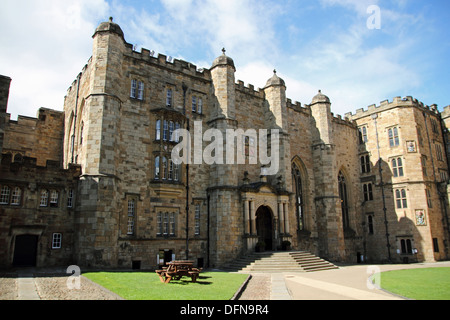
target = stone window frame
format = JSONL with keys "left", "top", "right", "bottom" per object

{"left": 360, "top": 154, "right": 371, "bottom": 174}
{"left": 388, "top": 126, "right": 400, "bottom": 147}
{"left": 426, "top": 188, "right": 433, "bottom": 209}
{"left": 156, "top": 208, "right": 178, "bottom": 238}
{"left": 395, "top": 188, "right": 408, "bottom": 209}
{"left": 358, "top": 125, "right": 368, "bottom": 144}
{"left": 391, "top": 156, "right": 404, "bottom": 178}
{"left": 366, "top": 213, "right": 374, "bottom": 235}
{"left": 435, "top": 142, "right": 444, "bottom": 162}
{"left": 363, "top": 183, "right": 374, "bottom": 202}
{"left": 130, "top": 78, "right": 144, "bottom": 101}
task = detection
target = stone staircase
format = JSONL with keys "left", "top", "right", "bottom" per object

{"left": 221, "top": 251, "right": 338, "bottom": 273}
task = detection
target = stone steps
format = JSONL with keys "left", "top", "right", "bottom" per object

{"left": 222, "top": 251, "right": 338, "bottom": 273}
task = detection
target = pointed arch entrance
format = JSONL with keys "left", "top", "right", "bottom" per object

{"left": 256, "top": 206, "right": 274, "bottom": 251}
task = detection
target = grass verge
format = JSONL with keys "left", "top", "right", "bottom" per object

{"left": 380, "top": 267, "right": 450, "bottom": 300}
{"left": 83, "top": 271, "right": 248, "bottom": 300}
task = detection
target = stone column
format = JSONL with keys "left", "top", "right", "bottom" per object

{"left": 244, "top": 200, "right": 250, "bottom": 235}
{"left": 250, "top": 201, "right": 256, "bottom": 235}
{"left": 278, "top": 202, "right": 284, "bottom": 234}
{"left": 283, "top": 202, "right": 290, "bottom": 234}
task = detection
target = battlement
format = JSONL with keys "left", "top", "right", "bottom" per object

{"left": 286, "top": 98, "right": 309, "bottom": 114}
{"left": 235, "top": 80, "right": 265, "bottom": 98}
{"left": 125, "top": 47, "right": 211, "bottom": 81}
{"left": 345, "top": 96, "right": 440, "bottom": 120}
{"left": 441, "top": 105, "right": 450, "bottom": 119}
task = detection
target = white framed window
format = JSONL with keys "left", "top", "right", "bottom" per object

{"left": 40, "top": 189, "right": 49, "bottom": 207}
{"left": 130, "top": 79, "right": 137, "bottom": 99}
{"left": 174, "top": 122, "right": 180, "bottom": 142}
{"left": 11, "top": 187, "right": 22, "bottom": 206}
{"left": 198, "top": 98, "right": 203, "bottom": 115}
{"left": 50, "top": 190, "right": 59, "bottom": 207}
{"left": 52, "top": 233, "right": 62, "bottom": 249}
{"left": 0, "top": 186, "right": 11, "bottom": 204}
{"left": 169, "top": 121, "right": 174, "bottom": 142}
{"left": 192, "top": 96, "right": 197, "bottom": 113}
{"left": 137, "top": 81, "right": 144, "bottom": 100}
{"left": 170, "top": 212, "right": 176, "bottom": 236}
{"left": 127, "top": 199, "right": 136, "bottom": 235}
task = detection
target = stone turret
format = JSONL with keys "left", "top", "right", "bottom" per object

{"left": 264, "top": 70, "right": 287, "bottom": 132}
{"left": 210, "top": 48, "right": 236, "bottom": 120}
{"left": 309, "top": 90, "right": 345, "bottom": 261}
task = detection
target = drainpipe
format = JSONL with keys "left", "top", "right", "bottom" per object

{"left": 372, "top": 113, "right": 392, "bottom": 263}
{"left": 183, "top": 84, "right": 190, "bottom": 260}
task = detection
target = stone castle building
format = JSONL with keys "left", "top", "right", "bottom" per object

{"left": 1, "top": 18, "right": 449, "bottom": 269}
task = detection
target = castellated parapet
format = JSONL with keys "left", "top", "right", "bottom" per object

{"left": 345, "top": 96, "right": 440, "bottom": 120}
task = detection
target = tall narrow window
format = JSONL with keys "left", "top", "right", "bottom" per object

{"left": 292, "top": 163, "right": 305, "bottom": 231}
{"left": 368, "top": 215, "right": 374, "bottom": 234}
{"left": 156, "top": 120, "right": 161, "bottom": 141}
{"left": 137, "top": 81, "right": 144, "bottom": 100}
{"left": 163, "top": 212, "right": 169, "bottom": 235}
{"left": 166, "top": 89, "right": 173, "bottom": 107}
{"left": 168, "top": 159, "right": 174, "bottom": 181}
{"left": 163, "top": 120, "right": 169, "bottom": 141}
{"left": 195, "top": 204, "right": 201, "bottom": 235}
{"left": 436, "top": 144, "right": 443, "bottom": 161}
{"left": 155, "top": 156, "right": 160, "bottom": 180}
{"left": 157, "top": 212, "right": 163, "bottom": 236}
{"left": 40, "top": 190, "right": 49, "bottom": 207}
{"left": 162, "top": 157, "right": 168, "bottom": 180}
{"left": 388, "top": 127, "right": 399, "bottom": 147}
{"left": 192, "top": 96, "right": 197, "bottom": 113}
{"left": 130, "top": 79, "right": 137, "bottom": 98}
{"left": 338, "top": 171, "right": 350, "bottom": 229}
{"left": 169, "top": 121, "right": 174, "bottom": 142}
{"left": 79, "top": 122, "right": 84, "bottom": 146}
{"left": 426, "top": 189, "right": 433, "bottom": 208}
{"left": 174, "top": 163, "right": 180, "bottom": 182}
{"left": 67, "top": 189, "right": 74, "bottom": 208}
{"left": 198, "top": 98, "right": 203, "bottom": 114}
{"left": 359, "top": 126, "right": 368, "bottom": 144}
{"left": 170, "top": 212, "right": 176, "bottom": 236}
{"left": 127, "top": 199, "right": 136, "bottom": 235}
{"left": 175, "top": 123, "right": 180, "bottom": 142}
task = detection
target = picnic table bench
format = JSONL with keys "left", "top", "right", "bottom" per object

{"left": 156, "top": 261, "right": 202, "bottom": 284}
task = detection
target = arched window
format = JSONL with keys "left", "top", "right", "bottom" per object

{"left": 338, "top": 171, "right": 350, "bottom": 229}
{"left": 292, "top": 162, "right": 305, "bottom": 231}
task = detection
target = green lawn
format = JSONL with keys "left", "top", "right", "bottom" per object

{"left": 83, "top": 271, "right": 248, "bottom": 300}
{"left": 380, "top": 267, "right": 450, "bottom": 300}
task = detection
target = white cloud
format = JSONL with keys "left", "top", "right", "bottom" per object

{"left": 0, "top": 0, "right": 109, "bottom": 120}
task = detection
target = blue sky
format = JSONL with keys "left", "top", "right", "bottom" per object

{"left": 1, "top": 0, "right": 449, "bottom": 120}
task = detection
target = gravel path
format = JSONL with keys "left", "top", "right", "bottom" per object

{"left": 0, "top": 271, "right": 270, "bottom": 300}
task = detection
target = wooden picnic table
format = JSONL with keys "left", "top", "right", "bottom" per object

{"left": 155, "top": 261, "right": 202, "bottom": 284}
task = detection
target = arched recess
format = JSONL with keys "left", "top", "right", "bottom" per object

{"left": 338, "top": 168, "right": 350, "bottom": 230}
{"left": 255, "top": 205, "right": 274, "bottom": 251}
{"left": 291, "top": 156, "right": 309, "bottom": 232}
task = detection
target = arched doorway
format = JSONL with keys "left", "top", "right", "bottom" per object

{"left": 256, "top": 206, "right": 274, "bottom": 251}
